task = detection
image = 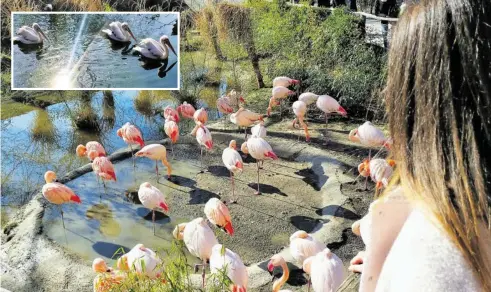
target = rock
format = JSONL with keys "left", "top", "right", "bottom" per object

{"left": 337, "top": 272, "right": 361, "bottom": 292}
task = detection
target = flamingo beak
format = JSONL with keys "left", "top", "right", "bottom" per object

{"left": 164, "top": 39, "right": 177, "bottom": 56}
{"left": 267, "top": 261, "right": 274, "bottom": 272}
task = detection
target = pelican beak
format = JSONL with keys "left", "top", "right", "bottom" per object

{"left": 128, "top": 28, "right": 137, "bottom": 43}
{"left": 164, "top": 38, "right": 177, "bottom": 56}
{"left": 40, "top": 29, "right": 49, "bottom": 42}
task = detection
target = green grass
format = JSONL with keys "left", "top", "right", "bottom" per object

{"left": 1, "top": 100, "right": 37, "bottom": 120}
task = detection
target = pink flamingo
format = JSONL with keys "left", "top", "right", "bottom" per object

{"left": 241, "top": 136, "right": 278, "bottom": 195}
{"left": 289, "top": 230, "right": 325, "bottom": 265}
{"left": 135, "top": 144, "right": 172, "bottom": 180}
{"left": 164, "top": 118, "right": 179, "bottom": 159}
{"left": 217, "top": 96, "right": 234, "bottom": 114}
{"left": 267, "top": 86, "right": 296, "bottom": 117}
{"left": 268, "top": 254, "right": 292, "bottom": 292}
{"left": 194, "top": 108, "right": 208, "bottom": 125}
{"left": 315, "top": 95, "right": 347, "bottom": 143}
{"left": 230, "top": 107, "right": 264, "bottom": 139}
{"left": 177, "top": 102, "right": 196, "bottom": 119}
{"left": 222, "top": 140, "right": 243, "bottom": 203}
{"left": 173, "top": 218, "right": 218, "bottom": 287}
{"left": 89, "top": 151, "right": 116, "bottom": 190}
{"left": 163, "top": 105, "right": 180, "bottom": 123}
{"left": 298, "top": 92, "right": 319, "bottom": 106}
{"left": 303, "top": 248, "right": 345, "bottom": 292}
{"left": 76, "top": 141, "right": 106, "bottom": 160}
{"left": 251, "top": 121, "right": 267, "bottom": 138}
{"left": 204, "top": 197, "right": 234, "bottom": 235}
{"left": 42, "top": 171, "right": 81, "bottom": 229}
{"left": 225, "top": 90, "right": 245, "bottom": 109}
{"left": 92, "top": 258, "right": 126, "bottom": 292}
{"left": 138, "top": 182, "right": 169, "bottom": 235}
{"left": 117, "top": 244, "right": 163, "bottom": 279}
{"left": 117, "top": 122, "right": 144, "bottom": 166}
{"left": 358, "top": 158, "right": 395, "bottom": 194}
{"left": 292, "top": 100, "right": 310, "bottom": 142}
{"left": 191, "top": 123, "right": 213, "bottom": 169}
{"left": 273, "top": 76, "right": 300, "bottom": 88}
{"left": 210, "top": 244, "right": 248, "bottom": 292}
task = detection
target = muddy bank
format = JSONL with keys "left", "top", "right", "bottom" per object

{"left": 1, "top": 121, "right": 383, "bottom": 291}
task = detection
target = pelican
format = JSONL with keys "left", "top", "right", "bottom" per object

{"left": 13, "top": 23, "right": 48, "bottom": 45}
{"left": 133, "top": 35, "right": 177, "bottom": 61}
{"left": 102, "top": 22, "right": 137, "bottom": 43}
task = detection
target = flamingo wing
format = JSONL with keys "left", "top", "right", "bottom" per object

{"left": 42, "top": 183, "right": 77, "bottom": 204}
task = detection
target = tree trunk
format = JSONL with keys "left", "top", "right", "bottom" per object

{"left": 205, "top": 10, "right": 225, "bottom": 61}
{"left": 245, "top": 42, "right": 265, "bottom": 88}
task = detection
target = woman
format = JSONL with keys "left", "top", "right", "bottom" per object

{"left": 349, "top": 0, "right": 491, "bottom": 291}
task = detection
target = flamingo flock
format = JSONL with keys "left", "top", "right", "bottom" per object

{"left": 38, "top": 75, "right": 394, "bottom": 292}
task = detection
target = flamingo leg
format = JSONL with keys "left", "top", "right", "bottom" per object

{"left": 171, "top": 142, "right": 175, "bottom": 160}
{"left": 59, "top": 205, "right": 66, "bottom": 229}
{"left": 244, "top": 127, "right": 248, "bottom": 140}
{"left": 364, "top": 149, "right": 371, "bottom": 191}
{"left": 152, "top": 209, "right": 156, "bottom": 235}
{"left": 155, "top": 160, "right": 159, "bottom": 181}
{"left": 200, "top": 147, "right": 204, "bottom": 170}
{"left": 130, "top": 144, "right": 135, "bottom": 167}
{"left": 255, "top": 161, "right": 261, "bottom": 195}
{"left": 324, "top": 113, "right": 329, "bottom": 144}
{"left": 280, "top": 100, "right": 283, "bottom": 119}
{"left": 230, "top": 171, "right": 237, "bottom": 203}
{"left": 201, "top": 260, "right": 206, "bottom": 288}
{"left": 308, "top": 278, "right": 311, "bottom": 292}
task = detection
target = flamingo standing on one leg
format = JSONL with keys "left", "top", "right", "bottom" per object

{"left": 117, "top": 244, "right": 163, "bottom": 279}
{"left": 191, "top": 123, "right": 213, "bottom": 170}
{"left": 222, "top": 140, "right": 243, "bottom": 203}
{"left": 272, "top": 76, "right": 300, "bottom": 88}
{"left": 302, "top": 248, "right": 345, "bottom": 292}
{"left": 241, "top": 137, "right": 278, "bottom": 195}
{"left": 163, "top": 106, "right": 180, "bottom": 123}
{"left": 358, "top": 158, "right": 395, "bottom": 195}
{"left": 177, "top": 102, "right": 196, "bottom": 119}
{"left": 251, "top": 121, "right": 267, "bottom": 138}
{"left": 89, "top": 151, "right": 117, "bottom": 191}
{"left": 42, "top": 171, "right": 82, "bottom": 229}
{"left": 315, "top": 95, "right": 347, "bottom": 143}
{"left": 289, "top": 230, "right": 325, "bottom": 265}
{"left": 92, "top": 258, "right": 126, "bottom": 292}
{"left": 267, "top": 86, "right": 296, "bottom": 117}
{"left": 210, "top": 244, "right": 248, "bottom": 292}
{"left": 204, "top": 197, "right": 234, "bottom": 235}
{"left": 217, "top": 96, "right": 235, "bottom": 115}
{"left": 194, "top": 108, "right": 208, "bottom": 125}
{"left": 172, "top": 218, "right": 218, "bottom": 288}
{"left": 268, "top": 254, "right": 292, "bottom": 292}
{"left": 135, "top": 144, "right": 172, "bottom": 180}
{"left": 138, "top": 182, "right": 170, "bottom": 235}
{"left": 292, "top": 100, "right": 310, "bottom": 142}
{"left": 164, "top": 118, "right": 179, "bottom": 159}
{"left": 117, "top": 122, "right": 144, "bottom": 166}
{"left": 76, "top": 141, "right": 106, "bottom": 160}
{"left": 230, "top": 107, "right": 264, "bottom": 139}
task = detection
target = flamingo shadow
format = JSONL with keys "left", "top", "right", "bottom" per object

{"left": 315, "top": 205, "right": 360, "bottom": 220}
{"left": 247, "top": 183, "right": 287, "bottom": 196}
{"left": 136, "top": 207, "right": 170, "bottom": 222}
{"left": 207, "top": 165, "right": 230, "bottom": 178}
{"left": 289, "top": 215, "right": 329, "bottom": 233}
{"left": 294, "top": 168, "right": 327, "bottom": 191}
{"left": 188, "top": 188, "right": 220, "bottom": 204}
{"left": 92, "top": 241, "right": 131, "bottom": 259}
{"left": 169, "top": 175, "right": 196, "bottom": 188}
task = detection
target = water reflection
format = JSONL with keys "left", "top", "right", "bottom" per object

{"left": 86, "top": 203, "right": 121, "bottom": 238}
{"left": 30, "top": 109, "right": 56, "bottom": 144}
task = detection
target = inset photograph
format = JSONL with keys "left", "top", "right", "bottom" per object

{"left": 12, "top": 12, "right": 179, "bottom": 89}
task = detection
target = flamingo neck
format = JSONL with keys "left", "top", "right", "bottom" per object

{"left": 272, "top": 262, "right": 289, "bottom": 292}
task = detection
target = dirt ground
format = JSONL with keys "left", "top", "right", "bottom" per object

{"left": 1, "top": 116, "right": 388, "bottom": 292}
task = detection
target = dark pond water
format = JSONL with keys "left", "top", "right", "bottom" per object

{"left": 12, "top": 13, "right": 179, "bottom": 89}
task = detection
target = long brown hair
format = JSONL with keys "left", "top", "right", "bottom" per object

{"left": 384, "top": 0, "right": 491, "bottom": 289}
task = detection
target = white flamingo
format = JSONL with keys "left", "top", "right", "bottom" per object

{"left": 251, "top": 121, "right": 267, "bottom": 138}
{"left": 134, "top": 35, "right": 177, "bottom": 60}
{"left": 303, "top": 248, "right": 345, "bottom": 292}
{"left": 138, "top": 182, "right": 169, "bottom": 235}
{"left": 14, "top": 23, "right": 48, "bottom": 44}
{"left": 273, "top": 76, "right": 300, "bottom": 88}
{"left": 209, "top": 244, "right": 248, "bottom": 292}
{"left": 230, "top": 107, "right": 263, "bottom": 139}
{"left": 315, "top": 95, "right": 347, "bottom": 143}
{"left": 298, "top": 92, "right": 319, "bottom": 106}
{"left": 241, "top": 137, "right": 278, "bottom": 195}
{"left": 101, "top": 21, "right": 137, "bottom": 43}
{"left": 222, "top": 140, "right": 243, "bottom": 203}
{"left": 204, "top": 197, "right": 235, "bottom": 235}
{"left": 117, "top": 244, "right": 163, "bottom": 279}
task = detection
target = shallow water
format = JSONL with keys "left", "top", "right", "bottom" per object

{"left": 12, "top": 13, "right": 179, "bottom": 89}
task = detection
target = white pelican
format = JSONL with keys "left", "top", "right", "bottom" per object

{"left": 134, "top": 35, "right": 177, "bottom": 60}
{"left": 101, "top": 21, "right": 137, "bottom": 43}
{"left": 13, "top": 23, "right": 48, "bottom": 45}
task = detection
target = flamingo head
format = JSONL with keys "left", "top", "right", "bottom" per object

{"left": 140, "top": 182, "right": 152, "bottom": 189}
{"left": 267, "top": 254, "right": 286, "bottom": 272}
{"left": 239, "top": 96, "right": 245, "bottom": 103}
{"left": 288, "top": 90, "right": 295, "bottom": 96}
{"left": 121, "top": 22, "right": 137, "bottom": 42}
{"left": 229, "top": 140, "right": 237, "bottom": 150}
{"left": 348, "top": 129, "right": 359, "bottom": 142}
{"left": 88, "top": 150, "right": 99, "bottom": 161}
{"left": 160, "top": 35, "right": 177, "bottom": 56}
{"left": 92, "top": 258, "right": 112, "bottom": 273}
{"left": 44, "top": 171, "right": 57, "bottom": 183}
{"left": 337, "top": 106, "right": 348, "bottom": 117}
{"left": 117, "top": 128, "right": 123, "bottom": 138}
{"left": 76, "top": 145, "right": 87, "bottom": 157}
{"left": 116, "top": 255, "right": 129, "bottom": 271}
{"left": 387, "top": 159, "right": 396, "bottom": 167}
{"left": 383, "top": 138, "right": 393, "bottom": 150}
{"left": 172, "top": 223, "right": 186, "bottom": 240}
{"left": 291, "top": 79, "right": 301, "bottom": 85}
{"left": 358, "top": 159, "right": 370, "bottom": 177}
{"left": 290, "top": 230, "right": 309, "bottom": 241}
{"left": 240, "top": 142, "right": 249, "bottom": 154}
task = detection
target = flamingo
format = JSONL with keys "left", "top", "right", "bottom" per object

{"left": 241, "top": 136, "right": 278, "bottom": 195}
{"left": 217, "top": 96, "right": 234, "bottom": 114}
{"left": 358, "top": 158, "right": 395, "bottom": 195}
{"left": 272, "top": 76, "right": 300, "bottom": 88}
{"left": 298, "top": 92, "right": 319, "bottom": 106}
{"left": 164, "top": 118, "right": 179, "bottom": 159}
{"left": 117, "top": 244, "right": 163, "bottom": 279}
{"left": 163, "top": 106, "right": 180, "bottom": 123}
{"left": 13, "top": 23, "right": 48, "bottom": 44}
{"left": 101, "top": 22, "right": 137, "bottom": 43}
{"left": 177, "top": 102, "right": 196, "bottom": 119}
{"left": 194, "top": 108, "right": 208, "bottom": 125}
{"left": 88, "top": 150, "right": 116, "bottom": 193}
{"left": 225, "top": 90, "right": 245, "bottom": 109}
{"left": 133, "top": 35, "right": 177, "bottom": 60}
{"left": 135, "top": 144, "right": 172, "bottom": 180}
{"left": 289, "top": 230, "right": 325, "bottom": 265}
{"left": 138, "top": 182, "right": 169, "bottom": 235}
{"left": 42, "top": 171, "right": 81, "bottom": 229}
{"left": 267, "top": 86, "right": 296, "bottom": 117}
{"left": 117, "top": 122, "right": 144, "bottom": 166}
{"left": 230, "top": 107, "right": 264, "bottom": 139}
{"left": 191, "top": 123, "right": 213, "bottom": 169}
{"left": 92, "top": 258, "right": 126, "bottom": 292}
{"left": 76, "top": 141, "right": 106, "bottom": 160}
{"left": 204, "top": 197, "right": 234, "bottom": 235}
{"left": 210, "top": 244, "right": 248, "bottom": 292}
{"left": 172, "top": 218, "right": 218, "bottom": 287}
{"left": 251, "top": 121, "right": 267, "bottom": 138}
{"left": 268, "top": 254, "right": 292, "bottom": 292}
{"left": 292, "top": 100, "right": 310, "bottom": 142}
{"left": 222, "top": 140, "right": 244, "bottom": 203}
{"left": 302, "top": 249, "right": 345, "bottom": 292}
{"left": 315, "top": 95, "right": 347, "bottom": 143}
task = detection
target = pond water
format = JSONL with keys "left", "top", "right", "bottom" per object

{"left": 12, "top": 13, "right": 179, "bottom": 89}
